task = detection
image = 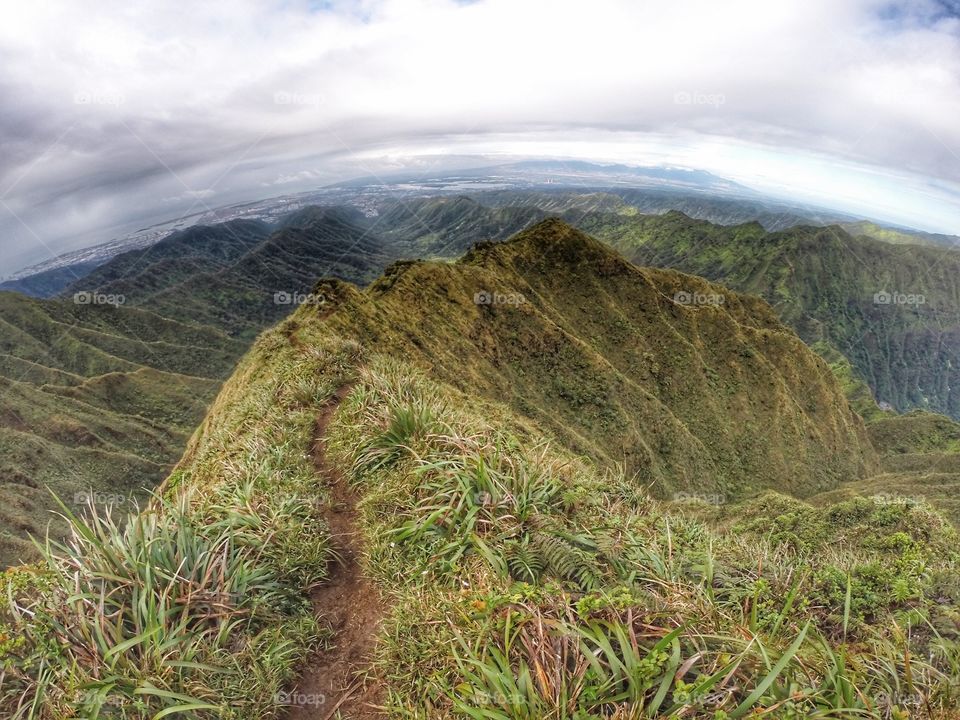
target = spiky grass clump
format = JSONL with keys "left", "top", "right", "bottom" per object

{"left": 3, "top": 493, "right": 326, "bottom": 718}
{"left": 0, "top": 322, "right": 361, "bottom": 718}
{"left": 326, "top": 354, "right": 960, "bottom": 719}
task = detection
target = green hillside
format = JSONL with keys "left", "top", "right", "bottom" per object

{"left": 841, "top": 220, "right": 960, "bottom": 249}
{"left": 72, "top": 209, "right": 396, "bottom": 337}
{"left": 377, "top": 195, "right": 549, "bottom": 256}
{"left": 7, "top": 194, "right": 958, "bottom": 569}
{"left": 0, "top": 209, "right": 401, "bottom": 565}
{"left": 8, "top": 221, "right": 957, "bottom": 718}
{"left": 0, "top": 291, "right": 245, "bottom": 566}
{"left": 807, "top": 409, "right": 960, "bottom": 525}
{"left": 65, "top": 220, "right": 273, "bottom": 300}
{"left": 360, "top": 195, "right": 960, "bottom": 422}
{"left": 568, "top": 210, "right": 960, "bottom": 420}
{"left": 319, "top": 219, "right": 877, "bottom": 499}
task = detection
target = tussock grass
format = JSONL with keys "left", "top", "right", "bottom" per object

{"left": 327, "top": 355, "right": 960, "bottom": 719}
{"left": 0, "top": 321, "right": 361, "bottom": 718}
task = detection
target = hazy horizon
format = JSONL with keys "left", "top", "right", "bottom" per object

{"left": 2, "top": 0, "right": 960, "bottom": 275}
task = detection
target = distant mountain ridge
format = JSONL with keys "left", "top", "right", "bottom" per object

{"left": 320, "top": 195, "right": 960, "bottom": 421}
{"left": 65, "top": 208, "right": 395, "bottom": 337}
{"left": 8, "top": 163, "right": 958, "bottom": 295}
{"left": 573, "top": 210, "right": 960, "bottom": 419}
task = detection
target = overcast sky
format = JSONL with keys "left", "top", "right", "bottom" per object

{"left": 1, "top": 0, "right": 959, "bottom": 275}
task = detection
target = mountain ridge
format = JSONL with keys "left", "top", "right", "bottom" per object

{"left": 5, "top": 218, "right": 958, "bottom": 718}
{"left": 315, "top": 218, "right": 878, "bottom": 499}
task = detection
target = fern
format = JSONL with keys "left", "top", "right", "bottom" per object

{"left": 532, "top": 532, "right": 602, "bottom": 591}
{"left": 504, "top": 538, "right": 545, "bottom": 583}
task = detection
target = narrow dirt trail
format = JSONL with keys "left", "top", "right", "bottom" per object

{"left": 287, "top": 383, "right": 384, "bottom": 720}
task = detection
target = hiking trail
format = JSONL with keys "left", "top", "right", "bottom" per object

{"left": 287, "top": 383, "right": 384, "bottom": 720}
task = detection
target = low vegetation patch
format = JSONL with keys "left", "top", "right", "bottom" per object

{"left": 326, "top": 354, "right": 960, "bottom": 719}
{"left": 0, "top": 321, "right": 360, "bottom": 718}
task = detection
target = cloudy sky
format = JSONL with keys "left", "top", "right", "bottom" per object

{"left": 1, "top": 0, "right": 959, "bottom": 275}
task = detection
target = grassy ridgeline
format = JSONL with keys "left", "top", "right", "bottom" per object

{"left": 3, "top": 222, "right": 960, "bottom": 717}
{"left": 5, "top": 319, "right": 960, "bottom": 717}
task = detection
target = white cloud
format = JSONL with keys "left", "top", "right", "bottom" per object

{"left": 1, "top": 0, "right": 959, "bottom": 272}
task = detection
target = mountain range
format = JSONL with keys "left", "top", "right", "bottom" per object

{"left": 6, "top": 162, "right": 957, "bottom": 297}
{"left": 4, "top": 219, "right": 960, "bottom": 718}
{"left": 4, "top": 187, "right": 960, "bottom": 568}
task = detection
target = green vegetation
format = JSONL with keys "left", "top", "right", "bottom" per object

{"left": 0, "top": 292, "right": 246, "bottom": 566}
{"left": 0, "top": 208, "right": 396, "bottom": 565}
{"left": 840, "top": 220, "right": 960, "bottom": 249}
{"left": 321, "top": 219, "right": 877, "bottom": 500}
{"left": 71, "top": 210, "right": 395, "bottom": 338}
{"left": 866, "top": 411, "right": 960, "bottom": 456}
{"left": 7, "top": 220, "right": 959, "bottom": 717}
{"left": 808, "top": 409, "right": 960, "bottom": 525}
{"left": 572, "top": 210, "right": 960, "bottom": 421}
{"left": 7, "top": 190, "right": 960, "bottom": 570}
{"left": 0, "top": 315, "right": 361, "bottom": 717}
{"left": 5, "top": 190, "right": 960, "bottom": 720}
{"left": 328, "top": 194, "right": 960, "bottom": 422}
{"left": 331, "top": 355, "right": 960, "bottom": 718}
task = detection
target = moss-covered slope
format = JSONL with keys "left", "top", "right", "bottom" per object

{"left": 6, "top": 220, "right": 960, "bottom": 719}
{"left": 316, "top": 219, "right": 876, "bottom": 499}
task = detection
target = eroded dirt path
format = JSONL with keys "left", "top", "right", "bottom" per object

{"left": 287, "top": 383, "right": 384, "bottom": 720}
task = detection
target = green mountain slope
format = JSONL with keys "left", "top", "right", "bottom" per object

{"left": 367, "top": 195, "right": 960, "bottom": 421}
{"left": 841, "top": 220, "right": 960, "bottom": 249}
{"left": 0, "top": 291, "right": 245, "bottom": 565}
{"left": 72, "top": 209, "right": 395, "bottom": 337}
{"left": 377, "top": 195, "right": 549, "bottom": 255}
{"left": 572, "top": 210, "right": 960, "bottom": 420}
{"left": 5, "top": 220, "right": 958, "bottom": 719}
{"left": 64, "top": 220, "right": 273, "bottom": 300}
{"left": 0, "top": 209, "right": 403, "bottom": 564}
{"left": 808, "top": 409, "right": 960, "bottom": 524}
{"left": 320, "top": 219, "right": 877, "bottom": 498}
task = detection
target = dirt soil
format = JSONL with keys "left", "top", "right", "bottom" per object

{"left": 286, "top": 383, "right": 384, "bottom": 720}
